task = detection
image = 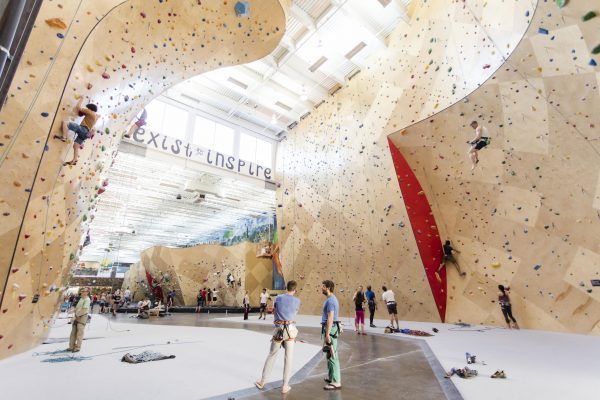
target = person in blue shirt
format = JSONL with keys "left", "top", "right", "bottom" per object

{"left": 322, "top": 280, "right": 341, "bottom": 391}
{"left": 255, "top": 281, "right": 301, "bottom": 394}
{"left": 365, "top": 285, "right": 377, "bottom": 328}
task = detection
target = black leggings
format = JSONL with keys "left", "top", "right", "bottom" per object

{"left": 501, "top": 306, "right": 517, "bottom": 323}
{"left": 368, "top": 303, "right": 375, "bottom": 325}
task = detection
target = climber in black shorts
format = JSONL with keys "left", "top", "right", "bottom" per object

{"left": 467, "top": 121, "right": 490, "bottom": 170}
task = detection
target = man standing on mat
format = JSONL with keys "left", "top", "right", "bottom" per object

{"left": 382, "top": 286, "right": 400, "bottom": 331}
{"left": 255, "top": 280, "right": 301, "bottom": 394}
{"left": 365, "top": 285, "right": 377, "bottom": 328}
{"left": 68, "top": 287, "right": 90, "bottom": 352}
{"left": 322, "top": 280, "right": 342, "bottom": 391}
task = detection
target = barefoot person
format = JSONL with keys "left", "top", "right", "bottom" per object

{"left": 498, "top": 285, "right": 519, "bottom": 329}
{"left": 255, "top": 280, "right": 301, "bottom": 394}
{"left": 467, "top": 121, "right": 490, "bottom": 170}
{"left": 54, "top": 99, "right": 99, "bottom": 165}
{"left": 437, "top": 240, "right": 466, "bottom": 277}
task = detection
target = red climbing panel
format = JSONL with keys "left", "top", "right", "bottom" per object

{"left": 387, "top": 138, "right": 446, "bottom": 322}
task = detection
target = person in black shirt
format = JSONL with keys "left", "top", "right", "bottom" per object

{"left": 498, "top": 285, "right": 519, "bottom": 329}
{"left": 112, "top": 289, "right": 122, "bottom": 316}
{"left": 437, "top": 240, "right": 466, "bottom": 277}
{"left": 352, "top": 285, "right": 366, "bottom": 335}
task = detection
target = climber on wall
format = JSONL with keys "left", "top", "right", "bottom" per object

{"left": 123, "top": 108, "right": 147, "bottom": 139}
{"left": 467, "top": 120, "right": 490, "bottom": 170}
{"left": 437, "top": 240, "right": 466, "bottom": 277}
{"left": 53, "top": 98, "right": 100, "bottom": 166}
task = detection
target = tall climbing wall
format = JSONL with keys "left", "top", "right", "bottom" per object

{"left": 122, "top": 261, "right": 146, "bottom": 302}
{"left": 140, "top": 242, "right": 272, "bottom": 307}
{"left": 0, "top": 0, "right": 289, "bottom": 359}
{"left": 389, "top": 0, "right": 600, "bottom": 334}
{"left": 275, "top": 0, "right": 534, "bottom": 318}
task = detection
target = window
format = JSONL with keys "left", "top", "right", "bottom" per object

{"left": 144, "top": 100, "right": 188, "bottom": 140}
{"left": 163, "top": 104, "right": 188, "bottom": 140}
{"left": 214, "top": 124, "right": 235, "bottom": 155}
{"left": 256, "top": 138, "right": 273, "bottom": 168}
{"left": 239, "top": 133, "right": 257, "bottom": 162}
{"left": 145, "top": 101, "right": 166, "bottom": 133}
{"left": 193, "top": 115, "right": 216, "bottom": 148}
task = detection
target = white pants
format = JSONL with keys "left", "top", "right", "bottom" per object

{"left": 260, "top": 325, "right": 297, "bottom": 386}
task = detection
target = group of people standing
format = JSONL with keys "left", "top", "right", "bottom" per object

{"left": 352, "top": 285, "right": 400, "bottom": 333}
{"left": 194, "top": 287, "right": 219, "bottom": 312}
{"left": 254, "top": 279, "right": 343, "bottom": 393}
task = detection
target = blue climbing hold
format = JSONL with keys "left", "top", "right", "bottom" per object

{"left": 56, "top": 33, "right": 64, "bottom": 39}
{"left": 589, "top": 59, "right": 597, "bottom": 66}
{"left": 534, "top": 264, "right": 542, "bottom": 270}
{"left": 41, "top": 112, "right": 49, "bottom": 117}
{"left": 538, "top": 28, "right": 549, "bottom": 35}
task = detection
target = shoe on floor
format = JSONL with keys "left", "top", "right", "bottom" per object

{"left": 324, "top": 378, "right": 331, "bottom": 384}
{"left": 324, "top": 384, "right": 342, "bottom": 391}
{"left": 254, "top": 381, "right": 265, "bottom": 390}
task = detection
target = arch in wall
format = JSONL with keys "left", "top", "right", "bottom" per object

{"left": 0, "top": 0, "right": 289, "bottom": 359}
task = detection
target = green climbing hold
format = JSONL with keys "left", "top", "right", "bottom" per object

{"left": 448, "top": 67, "right": 453, "bottom": 73}
{"left": 428, "top": 48, "right": 432, "bottom": 54}
{"left": 101, "top": 145, "right": 106, "bottom": 151}
{"left": 82, "top": 214, "right": 88, "bottom": 222}
{"left": 592, "top": 44, "right": 600, "bottom": 55}
{"left": 555, "top": 0, "right": 567, "bottom": 8}
{"left": 582, "top": 11, "right": 597, "bottom": 21}
{"left": 105, "top": 127, "right": 110, "bottom": 134}
{"left": 69, "top": 253, "right": 75, "bottom": 260}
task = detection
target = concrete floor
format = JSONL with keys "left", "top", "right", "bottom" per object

{"left": 124, "top": 313, "right": 461, "bottom": 400}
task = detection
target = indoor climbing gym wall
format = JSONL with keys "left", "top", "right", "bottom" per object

{"left": 0, "top": 0, "right": 288, "bottom": 359}
{"left": 275, "top": 0, "right": 534, "bottom": 319}
{"left": 139, "top": 242, "right": 272, "bottom": 307}
{"left": 389, "top": 0, "right": 600, "bottom": 334}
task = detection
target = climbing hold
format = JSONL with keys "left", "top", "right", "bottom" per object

{"left": 56, "top": 33, "right": 64, "bottom": 39}
{"left": 491, "top": 262, "right": 501, "bottom": 268}
{"left": 592, "top": 44, "right": 600, "bottom": 55}
{"left": 554, "top": 0, "right": 567, "bottom": 8}
{"left": 45, "top": 18, "right": 67, "bottom": 29}
{"left": 41, "top": 112, "right": 49, "bottom": 117}
{"left": 538, "top": 28, "right": 549, "bottom": 35}
{"left": 582, "top": 11, "right": 597, "bottom": 22}
{"left": 102, "top": 72, "right": 110, "bottom": 79}
{"left": 534, "top": 264, "right": 542, "bottom": 271}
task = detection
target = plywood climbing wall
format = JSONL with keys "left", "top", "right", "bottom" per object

{"left": 0, "top": 0, "right": 288, "bottom": 359}
{"left": 140, "top": 241, "right": 272, "bottom": 307}
{"left": 275, "top": 0, "right": 533, "bottom": 319}
{"left": 389, "top": 0, "right": 600, "bottom": 333}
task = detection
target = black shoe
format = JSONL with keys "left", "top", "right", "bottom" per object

{"left": 370, "top": 324, "right": 376, "bottom": 328}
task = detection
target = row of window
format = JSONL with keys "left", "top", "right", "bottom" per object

{"left": 143, "top": 100, "right": 274, "bottom": 168}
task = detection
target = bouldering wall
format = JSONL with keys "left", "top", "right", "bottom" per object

{"left": 389, "top": 0, "right": 600, "bottom": 333}
{"left": 122, "top": 262, "right": 146, "bottom": 302}
{"left": 0, "top": 0, "right": 289, "bottom": 359}
{"left": 140, "top": 241, "right": 272, "bottom": 307}
{"left": 275, "top": 0, "right": 534, "bottom": 319}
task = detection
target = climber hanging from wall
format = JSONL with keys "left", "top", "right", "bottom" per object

{"left": 467, "top": 120, "right": 491, "bottom": 170}
{"left": 53, "top": 98, "right": 100, "bottom": 166}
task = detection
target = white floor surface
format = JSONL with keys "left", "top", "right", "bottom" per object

{"left": 0, "top": 314, "right": 320, "bottom": 400}
{"left": 218, "top": 314, "right": 600, "bottom": 400}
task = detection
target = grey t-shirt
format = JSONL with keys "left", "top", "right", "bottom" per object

{"left": 274, "top": 294, "right": 300, "bottom": 321}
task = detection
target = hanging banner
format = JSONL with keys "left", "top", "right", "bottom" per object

{"left": 125, "top": 127, "right": 273, "bottom": 181}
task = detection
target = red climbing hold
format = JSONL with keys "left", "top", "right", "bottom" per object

{"left": 131, "top": 47, "right": 136, "bottom": 53}
{"left": 102, "top": 72, "right": 110, "bottom": 79}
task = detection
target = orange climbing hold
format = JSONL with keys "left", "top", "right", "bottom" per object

{"left": 45, "top": 18, "right": 67, "bottom": 29}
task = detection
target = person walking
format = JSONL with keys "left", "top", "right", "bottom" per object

{"left": 322, "top": 280, "right": 342, "bottom": 391}
{"left": 68, "top": 288, "right": 91, "bottom": 352}
{"left": 195, "top": 289, "right": 203, "bottom": 313}
{"left": 365, "top": 285, "right": 377, "bottom": 327}
{"left": 258, "top": 288, "right": 269, "bottom": 320}
{"left": 243, "top": 291, "right": 250, "bottom": 320}
{"left": 498, "top": 285, "right": 519, "bottom": 329}
{"left": 255, "top": 280, "right": 301, "bottom": 394}
{"left": 352, "top": 285, "right": 366, "bottom": 335}
{"left": 381, "top": 286, "right": 399, "bottom": 331}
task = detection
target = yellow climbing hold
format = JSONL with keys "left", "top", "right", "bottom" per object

{"left": 492, "top": 262, "right": 501, "bottom": 268}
